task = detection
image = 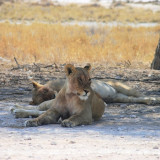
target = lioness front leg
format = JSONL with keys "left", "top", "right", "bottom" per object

{"left": 25, "top": 108, "right": 60, "bottom": 127}
{"left": 10, "top": 104, "right": 38, "bottom": 113}
{"left": 11, "top": 100, "right": 54, "bottom": 118}
{"left": 13, "top": 109, "right": 45, "bottom": 118}
{"left": 61, "top": 111, "right": 92, "bottom": 127}
{"left": 11, "top": 100, "right": 53, "bottom": 114}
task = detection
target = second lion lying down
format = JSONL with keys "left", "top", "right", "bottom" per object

{"left": 12, "top": 64, "right": 160, "bottom": 127}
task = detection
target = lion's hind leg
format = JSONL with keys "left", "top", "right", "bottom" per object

{"left": 11, "top": 100, "right": 54, "bottom": 118}
{"left": 114, "top": 93, "right": 157, "bottom": 105}
{"left": 11, "top": 100, "right": 52, "bottom": 119}
{"left": 10, "top": 104, "right": 39, "bottom": 113}
{"left": 11, "top": 104, "right": 43, "bottom": 118}
{"left": 107, "top": 81, "right": 144, "bottom": 97}
{"left": 13, "top": 109, "right": 45, "bottom": 118}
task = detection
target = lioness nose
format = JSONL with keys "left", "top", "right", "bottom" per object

{"left": 84, "top": 90, "right": 89, "bottom": 94}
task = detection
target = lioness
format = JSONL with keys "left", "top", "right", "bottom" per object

{"left": 30, "top": 76, "right": 158, "bottom": 106}
{"left": 22, "top": 64, "right": 105, "bottom": 127}
{"left": 30, "top": 79, "right": 65, "bottom": 105}
{"left": 12, "top": 64, "right": 160, "bottom": 127}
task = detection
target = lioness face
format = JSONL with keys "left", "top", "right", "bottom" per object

{"left": 30, "top": 81, "right": 56, "bottom": 105}
{"left": 65, "top": 64, "right": 92, "bottom": 101}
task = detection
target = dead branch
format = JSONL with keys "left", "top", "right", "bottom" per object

{"left": 14, "top": 57, "right": 20, "bottom": 68}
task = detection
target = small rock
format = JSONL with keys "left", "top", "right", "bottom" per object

{"left": 120, "top": 104, "right": 127, "bottom": 108}
{"left": 148, "top": 73, "right": 153, "bottom": 77}
{"left": 104, "top": 102, "right": 107, "bottom": 107}
{"left": 24, "top": 137, "right": 32, "bottom": 140}
{"left": 70, "top": 141, "right": 76, "bottom": 144}
{"left": 50, "top": 142, "right": 57, "bottom": 145}
{"left": 120, "top": 115, "right": 125, "bottom": 118}
{"left": 97, "top": 155, "right": 102, "bottom": 157}
{"left": 130, "top": 115, "right": 137, "bottom": 118}
{"left": 153, "top": 146, "right": 159, "bottom": 149}
{"left": 115, "top": 76, "right": 121, "bottom": 80}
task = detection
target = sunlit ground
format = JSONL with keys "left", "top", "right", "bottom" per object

{"left": 0, "top": 2, "right": 160, "bottom": 23}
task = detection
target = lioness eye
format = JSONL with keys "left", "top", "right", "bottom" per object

{"left": 78, "top": 78, "right": 82, "bottom": 83}
{"left": 88, "top": 78, "right": 91, "bottom": 81}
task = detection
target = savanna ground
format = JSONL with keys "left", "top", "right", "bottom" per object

{"left": 0, "top": 0, "right": 160, "bottom": 159}
{"left": 1, "top": 63, "right": 160, "bottom": 160}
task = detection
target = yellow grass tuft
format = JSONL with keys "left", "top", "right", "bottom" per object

{"left": 0, "top": 23, "right": 159, "bottom": 66}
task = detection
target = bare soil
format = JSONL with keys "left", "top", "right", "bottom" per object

{"left": 0, "top": 63, "right": 160, "bottom": 160}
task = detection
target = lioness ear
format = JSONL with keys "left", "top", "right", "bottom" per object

{"left": 84, "top": 63, "right": 91, "bottom": 71}
{"left": 65, "top": 64, "right": 76, "bottom": 76}
{"left": 31, "top": 81, "right": 43, "bottom": 89}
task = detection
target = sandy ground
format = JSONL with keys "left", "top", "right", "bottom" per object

{"left": 0, "top": 124, "right": 160, "bottom": 160}
{"left": 22, "top": 0, "right": 160, "bottom": 11}
{"left": 0, "top": 63, "right": 160, "bottom": 159}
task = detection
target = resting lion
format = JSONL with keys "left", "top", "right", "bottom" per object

{"left": 11, "top": 64, "right": 160, "bottom": 127}
{"left": 29, "top": 75, "right": 158, "bottom": 106}
{"left": 15, "top": 64, "right": 106, "bottom": 127}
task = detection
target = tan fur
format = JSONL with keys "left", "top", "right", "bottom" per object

{"left": 30, "top": 79, "right": 65, "bottom": 105}
{"left": 106, "top": 81, "right": 144, "bottom": 97}
{"left": 20, "top": 64, "right": 105, "bottom": 127}
{"left": 11, "top": 64, "right": 160, "bottom": 126}
{"left": 29, "top": 78, "right": 160, "bottom": 106}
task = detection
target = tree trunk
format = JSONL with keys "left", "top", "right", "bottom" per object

{"left": 151, "top": 38, "right": 160, "bottom": 70}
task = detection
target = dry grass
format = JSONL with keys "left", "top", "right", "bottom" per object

{"left": 0, "top": 2, "right": 160, "bottom": 23}
{"left": 0, "top": 23, "right": 159, "bottom": 67}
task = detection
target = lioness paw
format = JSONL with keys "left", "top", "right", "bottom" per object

{"left": 145, "top": 97, "right": 157, "bottom": 105}
{"left": 24, "top": 119, "right": 38, "bottom": 127}
{"left": 61, "top": 119, "right": 76, "bottom": 127}
{"left": 12, "top": 109, "right": 30, "bottom": 118}
{"left": 10, "top": 104, "right": 23, "bottom": 114}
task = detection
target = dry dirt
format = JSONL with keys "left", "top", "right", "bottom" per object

{"left": 0, "top": 63, "right": 160, "bottom": 160}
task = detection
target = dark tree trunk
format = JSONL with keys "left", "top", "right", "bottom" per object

{"left": 151, "top": 38, "right": 160, "bottom": 70}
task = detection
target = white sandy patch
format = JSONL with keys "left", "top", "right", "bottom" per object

{"left": 127, "top": 3, "right": 160, "bottom": 12}
{"left": 0, "top": 126, "right": 160, "bottom": 160}
{"left": 17, "top": 0, "right": 160, "bottom": 11}
{"left": 1, "top": 100, "right": 160, "bottom": 160}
